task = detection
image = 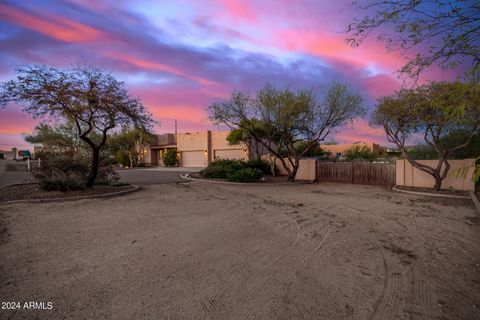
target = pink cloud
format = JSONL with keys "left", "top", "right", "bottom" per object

{"left": 103, "top": 51, "right": 219, "bottom": 86}
{"left": 362, "top": 74, "right": 401, "bottom": 98}
{"left": 276, "top": 29, "right": 406, "bottom": 72}
{"left": 333, "top": 119, "right": 388, "bottom": 145}
{"left": 0, "top": 4, "right": 106, "bottom": 43}
{"left": 216, "top": 0, "right": 257, "bottom": 23}
{"left": 0, "top": 107, "right": 39, "bottom": 135}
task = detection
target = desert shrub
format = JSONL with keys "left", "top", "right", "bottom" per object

{"left": 245, "top": 159, "right": 275, "bottom": 175}
{"left": 226, "top": 167, "right": 263, "bottom": 182}
{"left": 96, "top": 165, "right": 120, "bottom": 185}
{"left": 201, "top": 159, "right": 247, "bottom": 179}
{"left": 33, "top": 153, "right": 118, "bottom": 191}
{"left": 115, "top": 150, "right": 129, "bottom": 166}
{"left": 344, "top": 145, "right": 378, "bottom": 161}
{"left": 39, "top": 168, "right": 85, "bottom": 191}
{"left": 162, "top": 148, "right": 179, "bottom": 167}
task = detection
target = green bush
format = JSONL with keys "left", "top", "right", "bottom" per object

{"left": 226, "top": 167, "right": 263, "bottom": 182}
{"left": 201, "top": 159, "right": 247, "bottom": 179}
{"left": 201, "top": 159, "right": 268, "bottom": 182}
{"left": 245, "top": 159, "right": 276, "bottom": 174}
{"left": 115, "top": 150, "right": 129, "bottom": 166}
{"left": 162, "top": 148, "right": 179, "bottom": 167}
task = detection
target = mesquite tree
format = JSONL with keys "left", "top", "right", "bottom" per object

{"left": 209, "top": 83, "right": 365, "bottom": 181}
{"left": 372, "top": 81, "right": 480, "bottom": 191}
{"left": 0, "top": 65, "right": 153, "bottom": 187}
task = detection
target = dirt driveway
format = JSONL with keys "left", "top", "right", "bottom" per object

{"left": 116, "top": 167, "right": 200, "bottom": 185}
{"left": 1, "top": 181, "right": 479, "bottom": 319}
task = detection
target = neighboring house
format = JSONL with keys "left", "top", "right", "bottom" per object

{"left": 321, "top": 142, "right": 385, "bottom": 160}
{"left": 0, "top": 150, "right": 16, "bottom": 160}
{"left": 145, "top": 130, "right": 249, "bottom": 167}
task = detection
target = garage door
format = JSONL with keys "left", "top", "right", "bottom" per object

{"left": 214, "top": 149, "right": 245, "bottom": 160}
{"left": 181, "top": 151, "right": 205, "bottom": 167}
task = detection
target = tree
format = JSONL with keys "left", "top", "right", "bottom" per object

{"left": 372, "top": 81, "right": 480, "bottom": 190}
{"left": 226, "top": 119, "right": 267, "bottom": 160}
{"left": 24, "top": 122, "right": 83, "bottom": 154}
{"left": 208, "top": 83, "right": 365, "bottom": 181}
{"left": 346, "top": 0, "right": 480, "bottom": 80}
{"left": 162, "top": 148, "right": 179, "bottom": 167}
{"left": 0, "top": 65, "right": 153, "bottom": 187}
{"left": 408, "top": 144, "right": 438, "bottom": 160}
{"left": 108, "top": 128, "right": 153, "bottom": 167}
{"left": 279, "top": 141, "right": 329, "bottom": 158}
{"left": 408, "top": 131, "right": 480, "bottom": 160}
{"left": 344, "top": 144, "right": 377, "bottom": 161}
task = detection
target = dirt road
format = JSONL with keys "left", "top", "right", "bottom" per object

{"left": 1, "top": 182, "right": 479, "bottom": 319}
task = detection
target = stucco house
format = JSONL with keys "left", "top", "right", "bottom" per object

{"left": 145, "top": 130, "right": 249, "bottom": 167}
{"left": 321, "top": 142, "right": 385, "bottom": 159}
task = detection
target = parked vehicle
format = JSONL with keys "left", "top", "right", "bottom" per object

{"left": 16, "top": 150, "right": 32, "bottom": 161}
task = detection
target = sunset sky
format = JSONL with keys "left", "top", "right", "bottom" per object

{"left": 0, "top": 0, "right": 460, "bottom": 150}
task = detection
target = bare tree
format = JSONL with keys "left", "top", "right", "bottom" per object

{"left": 0, "top": 65, "right": 153, "bottom": 187}
{"left": 209, "top": 83, "right": 365, "bottom": 181}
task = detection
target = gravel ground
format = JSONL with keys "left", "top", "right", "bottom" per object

{"left": 0, "top": 181, "right": 479, "bottom": 320}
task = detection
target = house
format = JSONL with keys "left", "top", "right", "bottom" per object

{"left": 321, "top": 142, "right": 385, "bottom": 159}
{"left": 145, "top": 130, "right": 249, "bottom": 167}
{"left": 145, "top": 133, "right": 177, "bottom": 166}
{"left": 0, "top": 149, "right": 16, "bottom": 160}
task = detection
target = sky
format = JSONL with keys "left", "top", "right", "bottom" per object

{"left": 0, "top": 0, "right": 460, "bottom": 151}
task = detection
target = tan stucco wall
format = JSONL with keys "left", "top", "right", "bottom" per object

{"left": 144, "top": 148, "right": 152, "bottom": 165}
{"left": 211, "top": 131, "right": 248, "bottom": 160}
{"left": 264, "top": 156, "right": 316, "bottom": 181}
{"left": 396, "top": 159, "right": 476, "bottom": 191}
{"left": 177, "top": 132, "right": 209, "bottom": 152}
{"left": 175, "top": 131, "right": 248, "bottom": 166}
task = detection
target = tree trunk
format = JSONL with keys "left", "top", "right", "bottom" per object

{"left": 288, "top": 159, "right": 299, "bottom": 182}
{"left": 86, "top": 147, "right": 100, "bottom": 188}
{"left": 433, "top": 175, "right": 442, "bottom": 191}
{"left": 269, "top": 155, "right": 276, "bottom": 176}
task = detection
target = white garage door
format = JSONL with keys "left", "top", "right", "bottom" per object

{"left": 181, "top": 151, "right": 205, "bottom": 167}
{"left": 214, "top": 149, "right": 245, "bottom": 160}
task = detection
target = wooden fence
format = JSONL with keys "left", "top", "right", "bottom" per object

{"left": 316, "top": 162, "right": 396, "bottom": 186}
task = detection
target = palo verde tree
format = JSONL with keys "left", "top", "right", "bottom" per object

{"left": 108, "top": 128, "right": 154, "bottom": 167}
{"left": 346, "top": 0, "right": 480, "bottom": 80}
{"left": 209, "top": 83, "right": 365, "bottom": 181}
{"left": 0, "top": 65, "right": 153, "bottom": 187}
{"left": 226, "top": 119, "right": 267, "bottom": 160}
{"left": 24, "top": 122, "right": 84, "bottom": 154}
{"left": 372, "top": 81, "right": 480, "bottom": 191}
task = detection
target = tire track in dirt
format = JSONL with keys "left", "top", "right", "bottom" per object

{"left": 406, "top": 261, "right": 434, "bottom": 319}
{"left": 190, "top": 184, "right": 335, "bottom": 319}
{"left": 191, "top": 185, "right": 304, "bottom": 319}
{"left": 371, "top": 249, "right": 406, "bottom": 320}
{"left": 371, "top": 241, "right": 435, "bottom": 320}
{"left": 243, "top": 228, "right": 333, "bottom": 320}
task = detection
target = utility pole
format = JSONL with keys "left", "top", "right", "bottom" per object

{"left": 175, "top": 119, "right": 177, "bottom": 135}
